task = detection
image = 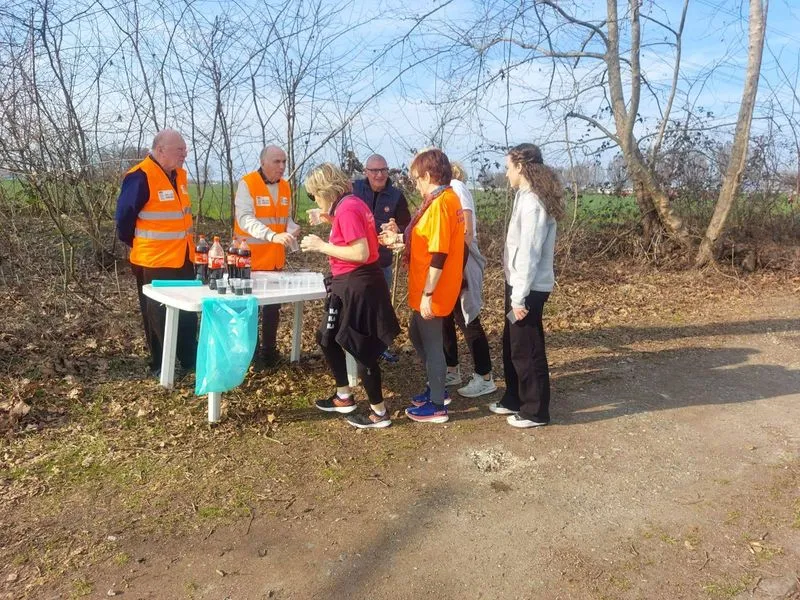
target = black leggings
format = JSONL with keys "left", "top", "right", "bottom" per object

{"left": 320, "top": 341, "right": 384, "bottom": 406}
{"left": 443, "top": 308, "right": 492, "bottom": 376}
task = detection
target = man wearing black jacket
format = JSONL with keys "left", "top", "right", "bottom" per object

{"left": 351, "top": 154, "right": 410, "bottom": 363}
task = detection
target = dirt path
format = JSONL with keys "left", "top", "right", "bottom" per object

{"left": 44, "top": 294, "right": 798, "bottom": 600}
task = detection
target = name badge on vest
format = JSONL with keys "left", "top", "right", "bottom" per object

{"left": 280, "top": 197, "right": 289, "bottom": 206}
{"left": 158, "top": 189, "right": 175, "bottom": 201}
{"left": 256, "top": 196, "right": 270, "bottom": 207}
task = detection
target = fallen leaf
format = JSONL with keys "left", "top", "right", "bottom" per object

{"left": 10, "top": 401, "right": 30, "bottom": 418}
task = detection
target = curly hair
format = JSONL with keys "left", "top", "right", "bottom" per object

{"left": 507, "top": 143, "right": 565, "bottom": 220}
{"left": 410, "top": 148, "right": 452, "bottom": 186}
{"left": 303, "top": 163, "right": 352, "bottom": 204}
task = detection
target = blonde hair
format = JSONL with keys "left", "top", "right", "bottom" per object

{"left": 303, "top": 163, "right": 352, "bottom": 203}
{"left": 451, "top": 161, "right": 467, "bottom": 183}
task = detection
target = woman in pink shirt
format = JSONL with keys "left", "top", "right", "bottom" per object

{"left": 301, "top": 163, "right": 400, "bottom": 428}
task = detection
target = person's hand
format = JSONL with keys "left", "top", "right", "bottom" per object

{"left": 300, "top": 234, "right": 326, "bottom": 253}
{"left": 378, "top": 230, "right": 397, "bottom": 247}
{"left": 421, "top": 294, "right": 434, "bottom": 319}
{"left": 381, "top": 218, "right": 399, "bottom": 234}
{"left": 272, "top": 232, "right": 295, "bottom": 247}
{"left": 512, "top": 306, "right": 529, "bottom": 321}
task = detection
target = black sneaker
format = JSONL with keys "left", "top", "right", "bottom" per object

{"left": 253, "top": 351, "right": 282, "bottom": 370}
{"left": 345, "top": 411, "right": 392, "bottom": 429}
{"left": 315, "top": 393, "right": 357, "bottom": 414}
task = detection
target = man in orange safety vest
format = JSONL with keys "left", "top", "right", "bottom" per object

{"left": 234, "top": 145, "right": 300, "bottom": 367}
{"left": 115, "top": 129, "right": 198, "bottom": 378}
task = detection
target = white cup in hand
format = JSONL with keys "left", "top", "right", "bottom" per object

{"left": 307, "top": 208, "right": 322, "bottom": 226}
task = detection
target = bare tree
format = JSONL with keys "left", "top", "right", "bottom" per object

{"left": 696, "top": 0, "right": 768, "bottom": 266}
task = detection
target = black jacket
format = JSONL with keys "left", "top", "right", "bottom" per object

{"left": 352, "top": 178, "right": 411, "bottom": 268}
{"left": 317, "top": 262, "right": 400, "bottom": 365}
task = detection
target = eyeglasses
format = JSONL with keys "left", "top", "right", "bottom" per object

{"left": 365, "top": 168, "right": 389, "bottom": 175}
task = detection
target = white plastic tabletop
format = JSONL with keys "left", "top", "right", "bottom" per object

{"left": 142, "top": 275, "right": 326, "bottom": 312}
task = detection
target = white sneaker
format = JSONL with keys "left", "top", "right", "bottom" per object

{"left": 445, "top": 367, "right": 462, "bottom": 386}
{"left": 488, "top": 401, "right": 518, "bottom": 415}
{"left": 506, "top": 414, "right": 548, "bottom": 428}
{"left": 458, "top": 373, "right": 497, "bottom": 398}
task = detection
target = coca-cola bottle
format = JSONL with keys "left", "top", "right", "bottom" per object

{"left": 194, "top": 234, "right": 209, "bottom": 283}
{"left": 237, "top": 239, "right": 252, "bottom": 284}
{"left": 207, "top": 236, "right": 225, "bottom": 290}
{"left": 227, "top": 238, "right": 239, "bottom": 279}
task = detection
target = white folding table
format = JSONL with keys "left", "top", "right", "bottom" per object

{"left": 142, "top": 276, "right": 357, "bottom": 423}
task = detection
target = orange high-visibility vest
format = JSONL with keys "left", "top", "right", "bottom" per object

{"left": 233, "top": 172, "right": 291, "bottom": 271}
{"left": 128, "top": 156, "right": 195, "bottom": 268}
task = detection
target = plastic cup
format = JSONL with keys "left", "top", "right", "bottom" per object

{"left": 243, "top": 278, "right": 253, "bottom": 294}
{"left": 287, "top": 236, "right": 299, "bottom": 254}
{"left": 308, "top": 208, "right": 322, "bottom": 226}
{"left": 216, "top": 279, "right": 227, "bottom": 294}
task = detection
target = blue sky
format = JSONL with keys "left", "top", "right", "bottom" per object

{"left": 352, "top": 0, "right": 800, "bottom": 172}
{"left": 22, "top": 0, "right": 795, "bottom": 179}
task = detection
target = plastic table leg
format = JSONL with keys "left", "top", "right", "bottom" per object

{"left": 291, "top": 302, "right": 303, "bottom": 362}
{"left": 208, "top": 392, "right": 221, "bottom": 423}
{"left": 160, "top": 306, "right": 179, "bottom": 389}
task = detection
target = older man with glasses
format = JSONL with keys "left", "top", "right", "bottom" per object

{"left": 352, "top": 154, "right": 410, "bottom": 363}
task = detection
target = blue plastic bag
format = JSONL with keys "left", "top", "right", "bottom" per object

{"left": 195, "top": 296, "right": 258, "bottom": 395}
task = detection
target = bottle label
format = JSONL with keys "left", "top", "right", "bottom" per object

{"left": 209, "top": 256, "right": 225, "bottom": 269}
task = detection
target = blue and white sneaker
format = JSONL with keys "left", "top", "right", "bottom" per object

{"left": 405, "top": 401, "right": 449, "bottom": 423}
{"left": 410, "top": 385, "right": 451, "bottom": 407}
{"left": 379, "top": 349, "right": 399, "bottom": 364}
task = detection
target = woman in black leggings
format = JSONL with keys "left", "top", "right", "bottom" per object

{"left": 300, "top": 163, "right": 400, "bottom": 429}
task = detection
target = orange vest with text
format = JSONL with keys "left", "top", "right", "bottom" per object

{"left": 128, "top": 156, "right": 195, "bottom": 268}
{"left": 234, "top": 172, "right": 291, "bottom": 271}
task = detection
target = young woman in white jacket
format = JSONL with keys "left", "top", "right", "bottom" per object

{"left": 490, "top": 143, "right": 564, "bottom": 428}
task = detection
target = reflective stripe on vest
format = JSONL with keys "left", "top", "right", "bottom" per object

{"left": 257, "top": 217, "right": 289, "bottom": 226}
{"left": 138, "top": 210, "right": 186, "bottom": 220}
{"left": 134, "top": 229, "right": 189, "bottom": 240}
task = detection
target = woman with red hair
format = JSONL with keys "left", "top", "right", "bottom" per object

{"left": 382, "top": 148, "right": 465, "bottom": 423}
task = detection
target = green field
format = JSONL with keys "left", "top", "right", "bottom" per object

{"left": 2, "top": 177, "right": 791, "bottom": 233}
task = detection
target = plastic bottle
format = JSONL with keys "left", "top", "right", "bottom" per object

{"left": 237, "top": 239, "right": 252, "bottom": 283}
{"left": 194, "top": 234, "right": 209, "bottom": 283}
{"left": 207, "top": 236, "right": 225, "bottom": 290}
{"left": 227, "top": 238, "right": 239, "bottom": 279}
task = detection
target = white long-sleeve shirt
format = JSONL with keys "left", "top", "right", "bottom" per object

{"left": 234, "top": 180, "right": 299, "bottom": 241}
{"left": 503, "top": 188, "right": 556, "bottom": 308}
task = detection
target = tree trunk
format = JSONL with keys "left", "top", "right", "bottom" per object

{"left": 696, "top": 0, "right": 768, "bottom": 267}
{"left": 604, "top": 0, "right": 692, "bottom": 251}
{"left": 627, "top": 145, "right": 692, "bottom": 249}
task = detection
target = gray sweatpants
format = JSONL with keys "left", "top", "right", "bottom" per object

{"left": 408, "top": 311, "right": 447, "bottom": 405}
